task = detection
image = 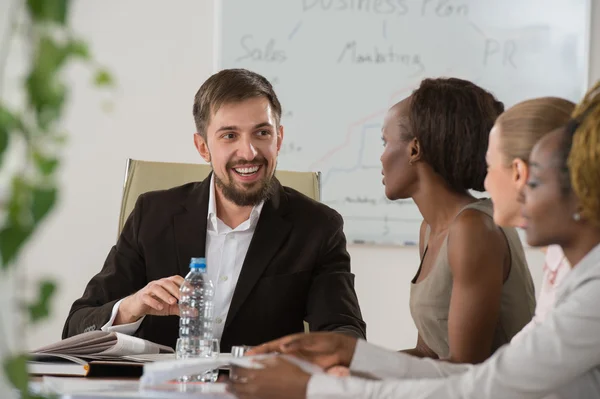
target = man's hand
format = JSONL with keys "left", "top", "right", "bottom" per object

{"left": 227, "top": 356, "right": 311, "bottom": 399}
{"left": 114, "top": 275, "right": 184, "bottom": 325}
{"left": 247, "top": 332, "right": 358, "bottom": 370}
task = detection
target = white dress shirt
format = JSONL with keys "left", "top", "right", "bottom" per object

{"left": 307, "top": 243, "right": 600, "bottom": 399}
{"left": 102, "top": 175, "right": 263, "bottom": 340}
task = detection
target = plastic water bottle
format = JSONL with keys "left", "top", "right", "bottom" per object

{"left": 177, "top": 257, "right": 216, "bottom": 382}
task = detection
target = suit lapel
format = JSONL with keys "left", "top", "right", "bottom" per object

{"left": 225, "top": 182, "right": 292, "bottom": 327}
{"left": 173, "top": 176, "right": 210, "bottom": 277}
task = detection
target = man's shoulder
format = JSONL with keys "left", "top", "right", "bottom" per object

{"left": 137, "top": 181, "right": 202, "bottom": 213}
{"left": 281, "top": 185, "right": 342, "bottom": 224}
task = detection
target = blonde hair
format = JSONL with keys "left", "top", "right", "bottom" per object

{"left": 568, "top": 81, "right": 600, "bottom": 225}
{"left": 495, "top": 97, "right": 575, "bottom": 165}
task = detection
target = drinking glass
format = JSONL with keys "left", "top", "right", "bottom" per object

{"left": 175, "top": 337, "right": 220, "bottom": 383}
{"left": 200, "top": 338, "right": 220, "bottom": 383}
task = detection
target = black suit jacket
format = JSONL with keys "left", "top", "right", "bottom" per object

{"left": 63, "top": 176, "right": 366, "bottom": 351}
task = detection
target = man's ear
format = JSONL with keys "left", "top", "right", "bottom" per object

{"left": 408, "top": 137, "right": 421, "bottom": 164}
{"left": 276, "top": 124, "right": 284, "bottom": 153}
{"left": 512, "top": 158, "right": 529, "bottom": 190}
{"left": 194, "top": 133, "right": 211, "bottom": 163}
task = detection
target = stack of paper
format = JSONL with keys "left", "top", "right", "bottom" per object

{"left": 28, "top": 331, "right": 174, "bottom": 377}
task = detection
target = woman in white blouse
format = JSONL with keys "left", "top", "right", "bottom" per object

{"left": 228, "top": 82, "right": 600, "bottom": 399}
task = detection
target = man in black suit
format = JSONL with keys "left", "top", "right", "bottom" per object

{"left": 63, "top": 69, "right": 366, "bottom": 351}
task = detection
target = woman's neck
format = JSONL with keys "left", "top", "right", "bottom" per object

{"left": 412, "top": 171, "right": 478, "bottom": 234}
{"left": 561, "top": 226, "right": 600, "bottom": 268}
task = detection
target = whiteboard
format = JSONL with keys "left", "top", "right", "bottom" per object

{"left": 215, "top": 0, "right": 590, "bottom": 246}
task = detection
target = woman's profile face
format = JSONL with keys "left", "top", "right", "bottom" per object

{"left": 521, "top": 131, "right": 579, "bottom": 247}
{"left": 484, "top": 126, "right": 527, "bottom": 228}
{"left": 380, "top": 98, "right": 419, "bottom": 200}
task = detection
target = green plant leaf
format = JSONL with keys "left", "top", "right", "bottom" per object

{"left": 37, "top": 37, "right": 69, "bottom": 71}
{"left": 0, "top": 127, "right": 7, "bottom": 163}
{"left": 28, "top": 280, "right": 57, "bottom": 323}
{"left": 31, "top": 187, "right": 57, "bottom": 223}
{"left": 0, "top": 183, "right": 55, "bottom": 269}
{"left": 26, "top": 71, "right": 67, "bottom": 131}
{"left": 26, "top": 0, "right": 69, "bottom": 24}
{"left": 0, "top": 105, "right": 18, "bottom": 166}
{"left": 26, "top": 393, "right": 56, "bottom": 399}
{"left": 33, "top": 36, "right": 88, "bottom": 79}
{"left": 3, "top": 354, "right": 28, "bottom": 392}
{"left": 67, "top": 39, "right": 90, "bottom": 60}
{"left": 7, "top": 176, "right": 29, "bottom": 226}
{"left": 93, "top": 68, "right": 114, "bottom": 87}
{"left": 0, "top": 224, "right": 33, "bottom": 269}
{"left": 0, "top": 105, "right": 18, "bottom": 128}
{"left": 26, "top": 36, "right": 75, "bottom": 130}
{"left": 33, "top": 152, "right": 60, "bottom": 176}
{"left": 2, "top": 355, "right": 53, "bottom": 398}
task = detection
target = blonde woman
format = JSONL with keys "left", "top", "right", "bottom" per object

{"left": 483, "top": 97, "right": 575, "bottom": 339}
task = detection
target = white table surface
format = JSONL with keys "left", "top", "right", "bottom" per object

{"left": 30, "top": 377, "right": 235, "bottom": 399}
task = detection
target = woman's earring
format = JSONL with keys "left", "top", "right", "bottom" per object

{"left": 409, "top": 160, "right": 413, "bottom": 166}
{"left": 573, "top": 212, "right": 582, "bottom": 222}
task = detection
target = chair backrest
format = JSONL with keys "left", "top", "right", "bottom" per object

{"left": 118, "top": 158, "right": 321, "bottom": 236}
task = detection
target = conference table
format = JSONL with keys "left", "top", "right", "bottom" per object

{"left": 29, "top": 350, "right": 316, "bottom": 397}
{"left": 29, "top": 350, "right": 245, "bottom": 398}
{"left": 30, "top": 376, "right": 235, "bottom": 398}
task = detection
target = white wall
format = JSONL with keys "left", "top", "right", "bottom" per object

{"left": 4, "top": 0, "right": 599, "bottom": 351}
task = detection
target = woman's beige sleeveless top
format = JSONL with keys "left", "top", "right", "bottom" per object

{"left": 409, "top": 199, "right": 536, "bottom": 359}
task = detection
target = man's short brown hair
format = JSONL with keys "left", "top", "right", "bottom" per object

{"left": 193, "top": 69, "right": 282, "bottom": 138}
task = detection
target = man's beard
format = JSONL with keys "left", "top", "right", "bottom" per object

{"left": 213, "top": 160, "right": 276, "bottom": 206}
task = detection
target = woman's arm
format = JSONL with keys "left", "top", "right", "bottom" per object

{"left": 400, "top": 335, "right": 439, "bottom": 359}
{"left": 444, "top": 209, "right": 510, "bottom": 363}
{"left": 308, "top": 274, "right": 600, "bottom": 399}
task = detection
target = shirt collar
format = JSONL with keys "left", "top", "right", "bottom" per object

{"left": 555, "top": 242, "right": 600, "bottom": 303}
{"left": 207, "top": 174, "right": 265, "bottom": 232}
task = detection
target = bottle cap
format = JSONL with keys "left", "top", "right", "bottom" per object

{"left": 190, "top": 257, "right": 206, "bottom": 270}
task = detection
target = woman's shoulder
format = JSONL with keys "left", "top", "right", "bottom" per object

{"left": 460, "top": 198, "right": 524, "bottom": 249}
{"left": 450, "top": 199, "right": 499, "bottom": 237}
{"left": 447, "top": 203, "right": 508, "bottom": 260}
